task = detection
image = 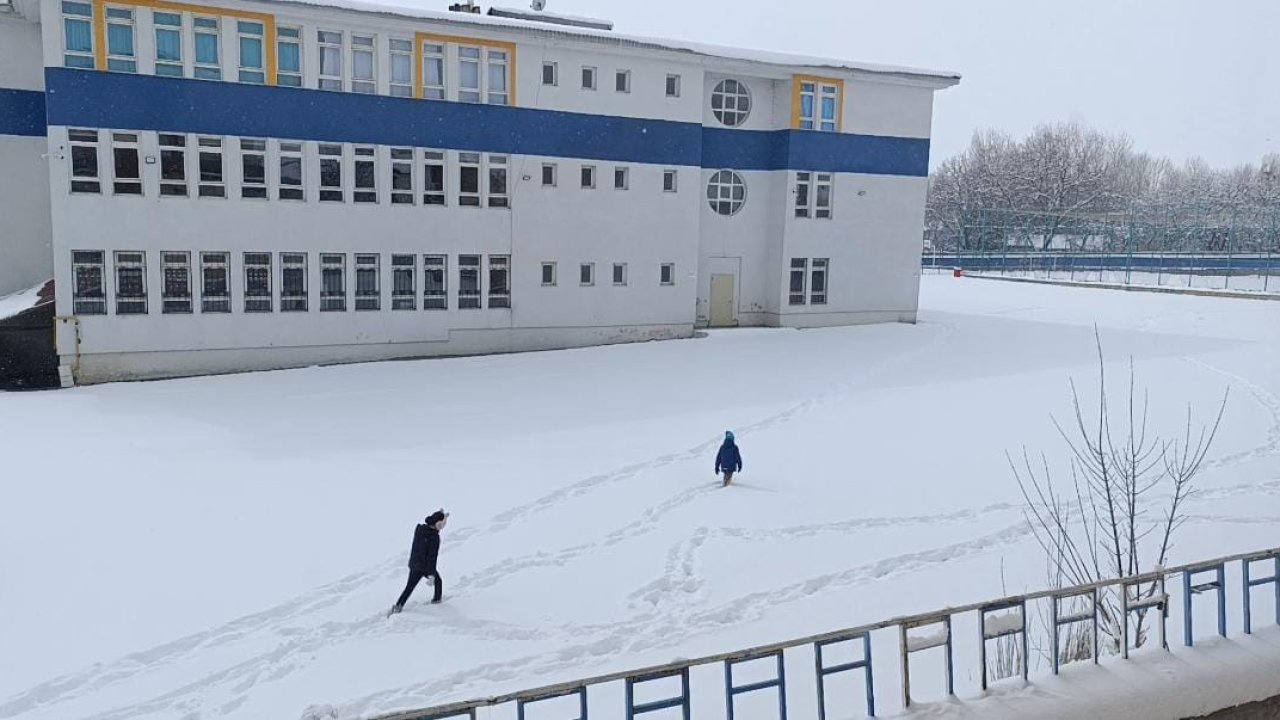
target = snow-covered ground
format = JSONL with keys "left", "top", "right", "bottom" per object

{"left": 954, "top": 267, "right": 1280, "bottom": 295}
{"left": 1, "top": 276, "right": 1278, "bottom": 720}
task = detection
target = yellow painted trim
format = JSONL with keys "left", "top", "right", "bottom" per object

{"left": 790, "top": 74, "right": 844, "bottom": 131}
{"left": 414, "top": 31, "right": 517, "bottom": 105}
{"left": 94, "top": 0, "right": 277, "bottom": 84}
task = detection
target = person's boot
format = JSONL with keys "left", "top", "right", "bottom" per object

{"left": 387, "top": 604, "right": 403, "bottom": 617}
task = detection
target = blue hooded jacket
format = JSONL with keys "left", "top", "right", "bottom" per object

{"left": 715, "top": 434, "right": 742, "bottom": 474}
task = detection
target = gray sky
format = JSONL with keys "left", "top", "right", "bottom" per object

{"left": 456, "top": 0, "right": 1279, "bottom": 169}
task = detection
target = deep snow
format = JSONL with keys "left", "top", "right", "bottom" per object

{"left": 1, "top": 276, "right": 1277, "bottom": 719}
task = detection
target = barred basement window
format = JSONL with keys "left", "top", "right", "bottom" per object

{"left": 319, "top": 144, "right": 344, "bottom": 202}
{"left": 391, "top": 254, "right": 416, "bottom": 310}
{"left": 711, "top": 79, "right": 751, "bottom": 127}
{"left": 193, "top": 17, "right": 221, "bottom": 80}
{"left": 162, "top": 251, "right": 192, "bottom": 313}
{"left": 237, "top": 20, "right": 265, "bottom": 84}
{"left": 351, "top": 34, "right": 375, "bottom": 94}
{"left": 663, "top": 169, "right": 678, "bottom": 193}
{"left": 389, "top": 39, "right": 413, "bottom": 97}
{"left": 105, "top": 6, "right": 137, "bottom": 73}
{"left": 391, "top": 148, "right": 414, "bottom": 204}
{"left": 612, "top": 263, "right": 627, "bottom": 286}
{"left": 422, "top": 42, "right": 445, "bottom": 100}
{"left": 244, "top": 252, "right": 272, "bottom": 312}
{"left": 68, "top": 129, "right": 100, "bottom": 194}
{"left": 541, "top": 261, "right": 556, "bottom": 286}
{"left": 541, "top": 163, "right": 556, "bottom": 187}
{"left": 111, "top": 132, "right": 142, "bottom": 195}
{"left": 278, "top": 141, "right": 304, "bottom": 200}
{"left": 423, "top": 150, "right": 446, "bottom": 205}
{"left": 153, "top": 11, "right": 183, "bottom": 77}
{"left": 201, "top": 251, "right": 231, "bottom": 313}
{"left": 320, "top": 253, "right": 346, "bottom": 311}
{"left": 114, "top": 251, "right": 147, "bottom": 315}
{"left": 197, "top": 137, "right": 225, "bottom": 197}
{"left": 355, "top": 253, "right": 379, "bottom": 310}
{"left": 810, "top": 258, "right": 828, "bottom": 305}
{"left": 579, "top": 262, "right": 594, "bottom": 286}
{"left": 62, "top": 1, "right": 95, "bottom": 69}
{"left": 458, "top": 255, "right": 480, "bottom": 309}
{"left": 71, "top": 250, "right": 106, "bottom": 315}
{"left": 488, "top": 155, "right": 508, "bottom": 208}
{"left": 159, "top": 134, "right": 188, "bottom": 196}
{"left": 706, "top": 170, "right": 746, "bottom": 216}
{"left": 488, "top": 255, "right": 510, "bottom": 308}
{"left": 277, "top": 26, "right": 302, "bottom": 87}
{"left": 354, "top": 146, "right": 377, "bottom": 203}
{"left": 424, "top": 254, "right": 447, "bottom": 309}
{"left": 458, "top": 152, "right": 481, "bottom": 206}
{"left": 788, "top": 258, "right": 808, "bottom": 306}
{"left": 239, "top": 138, "right": 267, "bottom": 199}
{"left": 317, "top": 30, "right": 343, "bottom": 91}
{"left": 280, "top": 253, "right": 308, "bottom": 311}
{"left": 660, "top": 263, "right": 675, "bottom": 286}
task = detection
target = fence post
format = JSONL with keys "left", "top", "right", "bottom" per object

{"left": 1242, "top": 552, "right": 1280, "bottom": 634}
{"left": 1182, "top": 563, "right": 1227, "bottom": 647}
{"left": 724, "top": 650, "right": 787, "bottom": 720}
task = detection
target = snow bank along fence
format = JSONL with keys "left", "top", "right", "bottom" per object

{"left": 921, "top": 252, "right": 1280, "bottom": 293}
{"left": 374, "top": 547, "right": 1280, "bottom": 719}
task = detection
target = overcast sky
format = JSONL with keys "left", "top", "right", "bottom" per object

{"left": 445, "top": 0, "right": 1278, "bottom": 168}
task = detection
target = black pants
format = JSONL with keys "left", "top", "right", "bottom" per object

{"left": 396, "top": 568, "right": 442, "bottom": 607}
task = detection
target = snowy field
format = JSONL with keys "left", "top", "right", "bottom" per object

{"left": 1, "top": 276, "right": 1278, "bottom": 720}
{"left": 945, "top": 267, "right": 1280, "bottom": 295}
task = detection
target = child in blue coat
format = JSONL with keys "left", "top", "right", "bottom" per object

{"left": 715, "top": 431, "right": 743, "bottom": 487}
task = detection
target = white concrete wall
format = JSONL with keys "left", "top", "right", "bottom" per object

{"left": 0, "top": 17, "right": 52, "bottom": 297}
{"left": 696, "top": 169, "right": 784, "bottom": 326}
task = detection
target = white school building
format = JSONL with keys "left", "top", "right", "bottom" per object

{"left": 0, "top": 0, "right": 958, "bottom": 384}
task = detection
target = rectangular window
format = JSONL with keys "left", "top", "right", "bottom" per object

{"left": 423, "top": 150, "right": 445, "bottom": 205}
{"left": 68, "top": 129, "right": 100, "bottom": 193}
{"left": 391, "top": 254, "right": 415, "bottom": 309}
{"left": 277, "top": 27, "right": 302, "bottom": 87}
{"left": 354, "top": 146, "right": 376, "bottom": 203}
{"left": 318, "top": 30, "right": 343, "bottom": 91}
{"left": 487, "top": 49, "right": 509, "bottom": 105}
{"left": 788, "top": 258, "right": 807, "bottom": 305}
{"left": 239, "top": 138, "right": 267, "bottom": 199}
{"left": 810, "top": 258, "right": 828, "bottom": 305}
{"left": 71, "top": 250, "right": 106, "bottom": 315}
{"left": 458, "top": 255, "right": 480, "bottom": 309}
{"left": 390, "top": 148, "right": 414, "bottom": 204}
{"left": 278, "top": 141, "right": 304, "bottom": 200}
{"left": 422, "top": 42, "right": 445, "bottom": 99}
{"left": 355, "top": 254, "right": 379, "bottom": 310}
{"left": 665, "top": 73, "right": 680, "bottom": 97}
{"left": 193, "top": 16, "right": 221, "bottom": 80}
{"left": 663, "top": 169, "right": 678, "bottom": 193}
{"left": 815, "top": 173, "right": 833, "bottom": 218}
{"left": 424, "top": 254, "right": 447, "bottom": 309}
{"left": 541, "top": 261, "right": 556, "bottom": 286}
{"left": 320, "top": 253, "right": 346, "bottom": 311}
{"left": 114, "top": 251, "right": 147, "bottom": 315}
{"left": 615, "top": 69, "right": 630, "bottom": 93}
{"left": 153, "top": 11, "right": 183, "bottom": 77}
{"left": 613, "top": 166, "right": 628, "bottom": 190}
{"left": 579, "top": 262, "right": 594, "bottom": 286}
{"left": 161, "top": 251, "right": 192, "bottom": 314}
{"left": 795, "top": 172, "right": 811, "bottom": 218}
{"left": 541, "top": 163, "right": 556, "bottom": 187}
{"left": 488, "top": 155, "right": 508, "bottom": 208}
{"left": 197, "top": 137, "right": 225, "bottom": 198}
{"left": 795, "top": 172, "right": 832, "bottom": 219}
{"left": 237, "top": 20, "right": 265, "bottom": 83}
{"left": 612, "top": 263, "right": 627, "bottom": 286}
{"left": 488, "top": 255, "right": 510, "bottom": 308}
{"left": 542, "top": 60, "right": 557, "bottom": 86}
{"left": 580, "top": 165, "right": 596, "bottom": 189}
{"left": 319, "top": 144, "right": 344, "bottom": 202}
{"left": 351, "top": 34, "right": 375, "bottom": 94}
{"left": 244, "top": 252, "right": 272, "bottom": 312}
{"left": 159, "top": 133, "right": 187, "bottom": 196}
{"left": 389, "top": 38, "right": 413, "bottom": 97}
{"left": 820, "top": 85, "right": 839, "bottom": 132}
{"left": 280, "top": 252, "right": 308, "bottom": 311}
{"left": 201, "top": 251, "right": 231, "bottom": 313}
{"left": 458, "top": 46, "right": 481, "bottom": 102}
{"left": 458, "top": 152, "right": 481, "bottom": 206}
{"left": 660, "top": 263, "right": 675, "bottom": 286}
{"left": 799, "top": 79, "right": 841, "bottom": 131}
{"left": 62, "top": 1, "right": 95, "bottom": 69}
{"left": 581, "top": 65, "right": 596, "bottom": 90}
{"left": 110, "top": 132, "right": 141, "bottom": 195}
{"left": 105, "top": 6, "right": 136, "bottom": 73}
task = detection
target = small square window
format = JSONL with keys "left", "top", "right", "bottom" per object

{"left": 665, "top": 74, "right": 681, "bottom": 97}
{"left": 660, "top": 263, "right": 675, "bottom": 286}
{"left": 663, "top": 169, "right": 678, "bottom": 193}
{"left": 579, "top": 262, "right": 594, "bottom": 286}
{"left": 541, "top": 262, "right": 557, "bottom": 286}
{"left": 581, "top": 165, "right": 596, "bottom": 189}
{"left": 542, "top": 163, "right": 557, "bottom": 187}
{"left": 542, "top": 61, "right": 557, "bottom": 86}
{"left": 581, "top": 66, "right": 596, "bottom": 90}
{"left": 615, "top": 69, "right": 630, "bottom": 93}
{"left": 614, "top": 166, "right": 628, "bottom": 190}
{"left": 612, "top": 263, "right": 627, "bottom": 286}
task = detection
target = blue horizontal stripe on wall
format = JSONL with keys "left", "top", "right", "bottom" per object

{"left": 44, "top": 68, "right": 929, "bottom": 176}
{"left": 0, "top": 88, "right": 47, "bottom": 138}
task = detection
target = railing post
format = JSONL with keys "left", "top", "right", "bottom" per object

{"left": 1182, "top": 563, "right": 1227, "bottom": 647}
{"left": 815, "top": 632, "right": 874, "bottom": 719}
{"left": 1243, "top": 552, "right": 1280, "bottom": 634}
{"left": 626, "top": 667, "right": 690, "bottom": 720}
{"left": 724, "top": 650, "right": 786, "bottom": 720}
{"left": 517, "top": 687, "right": 587, "bottom": 720}
{"left": 978, "top": 600, "right": 1028, "bottom": 690}
{"left": 900, "top": 615, "right": 952, "bottom": 708}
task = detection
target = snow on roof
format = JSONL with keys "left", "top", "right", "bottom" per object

{"left": 0, "top": 282, "right": 52, "bottom": 322}
{"left": 266, "top": 0, "right": 961, "bottom": 83}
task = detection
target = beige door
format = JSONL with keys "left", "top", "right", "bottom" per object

{"left": 709, "top": 274, "right": 736, "bottom": 327}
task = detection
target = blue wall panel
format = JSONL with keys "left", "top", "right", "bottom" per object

{"left": 0, "top": 88, "right": 48, "bottom": 138}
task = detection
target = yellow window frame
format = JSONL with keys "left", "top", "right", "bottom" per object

{"left": 414, "top": 32, "right": 517, "bottom": 105}
{"left": 791, "top": 74, "right": 844, "bottom": 132}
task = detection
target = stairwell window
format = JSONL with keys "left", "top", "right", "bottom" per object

{"left": 114, "top": 251, "right": 147, "bottom": 315}
{"left": 351, "top": 35, "right": 376, "bottom": 94}
{"left": 277, "top": 27, "right": 302, "bottom": 87}
{"left": 161, "top": 251, "right": 192, "bottom": 314}
{"left": 197, "top": 137, "right": 225, "bottom": 198}
{"left": 612, "top": 263, "right": 627, "bottom": 286}
{"left": 614, "top": 166, "right": 629, "bottom": 190}
{"left": 153, "top": 12, "right": 183, "bottom": 77}
{"left": 391, "top": 148, "right": 414, "bottom": 204}
{"left": 580, "top": 165, "right": 596, "bottom": 189}
{"left": 239, "top": 138, "right": 267, "bottom": 199}
{"left": 541, "top": 262, "right": 556, "bottom": 286}
{"left": 389, "top": 39, "right": 413, "bottom": 97}
{"left": 354, "top": 146, "right": 377, "bottom": 203}
{"left": 62, "top": 1, "right": 95, "bottom": 69}
{"left": 319, "top": 144, "right": 344, "bottom": 202}
{"left": 459, "top": 152, "right": 481, "bottom": 206}
{"left": 810, "top": 258, "right": 828, "bottom": 305}
{"left": 355, "top": 254, "right": 380, "bottom": 310}
{"left": 458, "top": 255, "right": 481, "bottom": 309}
{"left": 660, "top": 263, "right": 675, "bottom": 286}
{"left": 488, "top": 255, "right": 510, "bottom": 308}
{"left": 68, "top": 129, "right": 100, "bottom": 193}
{"left": 542, "top": 61, "right": 557, "bottom": 86}
{"left": 788, "top": 258, "right": 807, "bottom": 305}
{"left": 280, "top": 252, "right": 308, "bottom": 312}
{"left": 244, "top": 252, "right": 272, "bottom": 312}
{"left": 541, "top": 163, "right": 556, "bottom": 187}
{"left": 318, "top": 30, "right": 343, "bottom": 90}
{"left": 488, "top": 155, "right": 509, "bottom": 208}
{"left": 391, "top": 254, "right": 416, "bottom": 310}
{"left": 201, "top": 251, "right": 231, "bottom": 313}
{"left": 423, "top": 150, "right": 446, "bottom": 205}
{"left": 278, "top": 141, "right": 304, "bottom": 200}
{"left": 615, "top": 69, "right": 630, "bottom": 93}
{"left": 71, "top": 250, "right": 106, "bottom": 315}
{"left": 105, "top": 7, "right": 136, "bottom": 73}
{"left": 236, "top": 21, "right": 265, "bottom": 84}
{"left": 159, "top": 133, "right": 188, "bottom": 196}
{"left": 424, "top": 254, "right": 447, "bottom": 309}
{"left": 193, "top": 17, "right": 221, "bottom": 80}
{"left": 110, "top": 132, "right": 142, "bottom": 195}
{"left": 422, "top": 42, "right": 445, "bottom": 99}
{"left": 320, "top": 253, "right": 346, "bottom": 311}
{"left": 579, "top": 262, "right": 594, "bottom": 286}
{"left": 663, "top": 169, "right": 678, "bottom": 193}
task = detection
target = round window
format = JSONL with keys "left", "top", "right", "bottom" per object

{"left": 711, "top": 79, "right": 751, "bottom": 127}
{"left": 707, "top": 170, "right": 747, "bottom": 216}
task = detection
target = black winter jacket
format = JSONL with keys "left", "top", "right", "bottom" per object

{"left": 408, "top": 523, "right": 441, "bottom": 573}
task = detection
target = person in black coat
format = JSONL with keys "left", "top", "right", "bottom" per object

{"left": 389, "top": 509, "right": 449, "bottom": 615}
{"left": 715, "top": 431, "right": 743, "bottom": 487}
